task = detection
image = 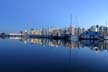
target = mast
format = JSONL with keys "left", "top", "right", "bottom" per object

{"left": 70, "top": 14, "right": 72, "bottom": 26}
{"left": 106, "top": 21, "right": 108, "bottom": 35}
{"left": 106, "top": 21, "right": 107, "bottom": 27}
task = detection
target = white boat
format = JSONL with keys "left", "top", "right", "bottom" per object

{"left": 70, "top": 35, "right": 79, "bottom": 41}
{"left": 104, "top": 35, "right": 108, "bottom": 40}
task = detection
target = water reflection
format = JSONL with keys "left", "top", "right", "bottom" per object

{"left": 5, "top": 37, "right": 108, "bottom": 52}
{"left": 1, "top": 37, "right": 108, "bottom": 72}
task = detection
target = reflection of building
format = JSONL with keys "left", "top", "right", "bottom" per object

{"left": 6, "top": 33, "right": 108, "bottom": 53}
{"left": 31, "top": 39, "right": 42, "bottom": 44}
{"left": 20, "top": 38, "right": 108, "bottom": 52}
{"left": 80, "top": 40, "right": 108, "bottom": 52}
{"left": 2, "top": 35, "right": 108, "bottom": 52}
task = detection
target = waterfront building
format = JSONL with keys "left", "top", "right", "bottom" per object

{"left": 89, "top": 25, "right": 97, "bottom": 32}
{"left": 74, "top": 27, "right": 84, "bottom": 36}
{"left": 41, "top": 28, "right": 49, "bottom": 36}
{"left": 30, "top": 29, "right": 41, "bottom": 35}
{"left": 99, "top": 26, "right": 104, "bottom": 35}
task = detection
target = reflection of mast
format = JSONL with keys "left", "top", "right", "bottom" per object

{"left": 104, "top": 51, "right": 107, "bottom": 57}
{"left": 69, "top": 47, "right": 71, "bottom": 65}
{"left": 69, "top": 14, "right": 72, "bottom": 65}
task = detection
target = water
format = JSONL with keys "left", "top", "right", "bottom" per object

{"left": 0, "top": 37, "right": 108, "bottom": 72}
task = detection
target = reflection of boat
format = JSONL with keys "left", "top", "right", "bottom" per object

{"left": 80, "top": 40, "right": 99, "bottom": 47}
{"left": 0, "top": 33, "right": 9, "bottom": 39}
{"left": 29, "top": 35, "right": 44, "bottom": 38}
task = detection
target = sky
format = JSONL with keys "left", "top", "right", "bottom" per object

{"left": 0, "top": 0, "right": 108, "bottom": 32}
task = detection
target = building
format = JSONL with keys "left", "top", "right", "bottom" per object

{"left": 31, "top": 29, "right": 41, "bottom": 35}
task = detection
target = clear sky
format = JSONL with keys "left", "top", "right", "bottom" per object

{"left": 0, "top": 0, "right": 108, "bottom": 32}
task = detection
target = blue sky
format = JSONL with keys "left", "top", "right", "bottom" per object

{"left": 0, "top": 0, "right": 108, "bottom": 32}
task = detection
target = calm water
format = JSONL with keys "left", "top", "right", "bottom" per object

{"left": 0, "top": 37, "right": 108, "bottom": 72}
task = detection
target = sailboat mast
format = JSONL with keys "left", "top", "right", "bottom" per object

{"left": 70, "top": 14, "right": 72, "bottom": 26}
{"left": 106, "top": 21, "right": 107, "bottom": 27}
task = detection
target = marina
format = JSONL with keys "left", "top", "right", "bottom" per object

{"left": 1, "top": 0, "right": 108, "bottom": 72}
